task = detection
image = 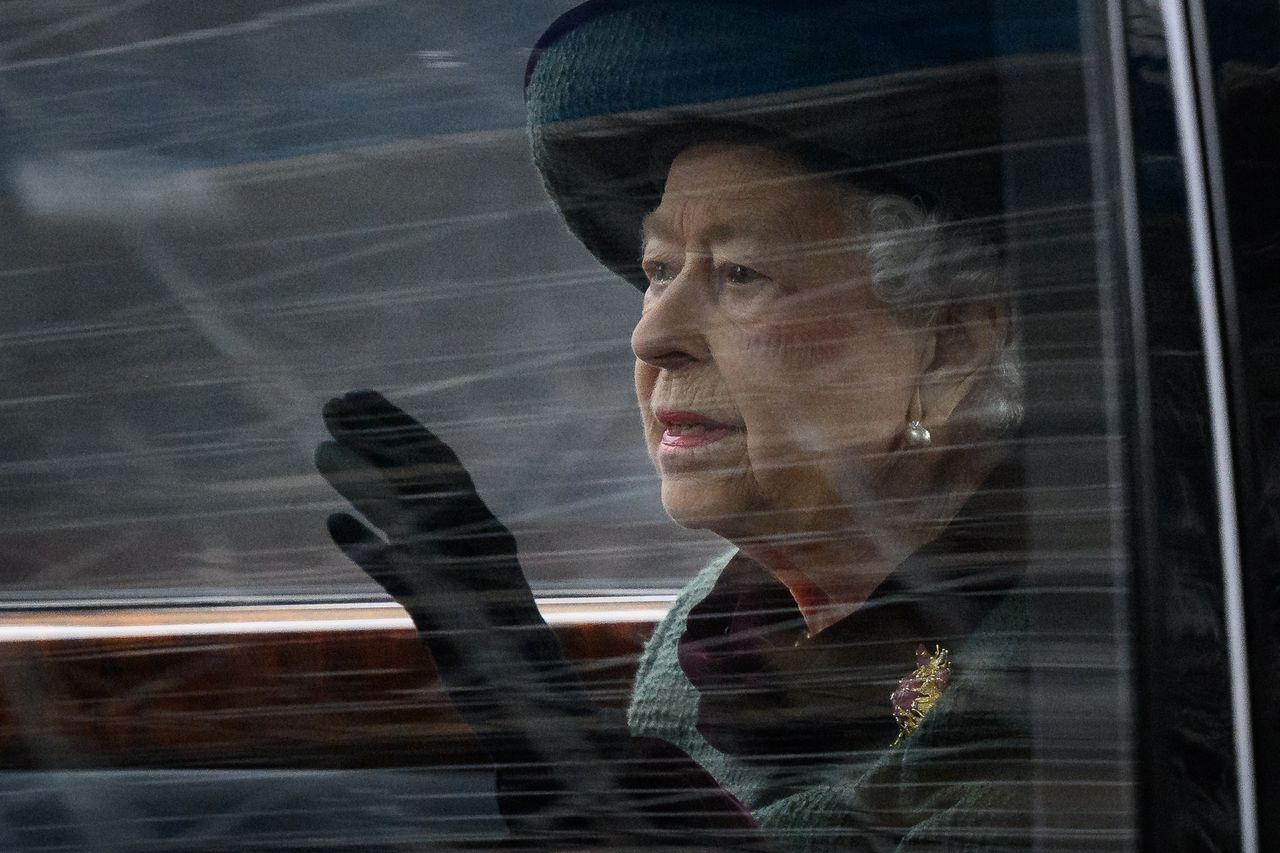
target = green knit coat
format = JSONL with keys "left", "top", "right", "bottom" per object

{"left": 627, "top": 551, "right": 1033, "bottom": 852}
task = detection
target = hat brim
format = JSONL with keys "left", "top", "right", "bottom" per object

{"left": 529, "top": 53, "right": 1084, "bottom": 290}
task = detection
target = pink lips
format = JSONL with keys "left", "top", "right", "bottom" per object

{"left": 655, "top": 410, "right": 738, "bottom": 449}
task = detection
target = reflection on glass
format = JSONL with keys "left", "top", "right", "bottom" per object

{"left": 0, "top": 0, "right": 1137, "bottom": 849}
{"left": 307, "top": 0, "right": 1134, "bottom": 847}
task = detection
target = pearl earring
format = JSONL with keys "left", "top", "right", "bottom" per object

{"left": 907, "top": 419, "right": 932, "bottom": 448}
{"left": 906, "top": 385, "right": 931, "bottom": 448}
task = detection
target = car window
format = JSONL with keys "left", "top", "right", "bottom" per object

{"left": 1189, "top": 0, "right": 1280, "bottom": 843}
{"left": 0, "top": 0, "right": 1265, "bottom": 850}
{"left": 0, "top": 0, "right": 722, "bottom": 604}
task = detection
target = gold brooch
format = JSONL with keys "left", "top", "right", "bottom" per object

{"left": 891, "top": 644, "right": 952, "bottom": 746}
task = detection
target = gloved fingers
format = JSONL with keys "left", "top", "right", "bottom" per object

{"left": 317, "top": 400, "right": 609, "bottom": 781}
{"left": 415, "top": 507, "right": 522, "bottom": 567}
{"left": 334, "top": 539, "right": 591, "bottom": 738}
{"left": 326, "top": 422, "right": 484, "bottom": 519}
{"left": 324, "top": 390, "right": 474, "bottom": 483}
{"left": 325, "top": 511, "right": 415, "bottom": 602}
{"left": 317, "top": 435, "right": 525, "bottom": 598}
{"left": 323, "top": 390, "right": 441, "bottom": 452}
{"left": 326, "top": 511, "right": 507, "bottom": 650}
{"left": 323, "top": 495, "right": 541, "bottom": 638}
{"left": 319, "top": 471, "right": 622, "bottom": 823}
{"left": 315, "top": 441, "right": 410, "bottom": 535}
{"left": 326, "top": 515, "right": 583, "bottom": 759}
{"left": 317, "top": 442, "right": 514, "bottom": 565}
{"left": 325, "top": 505, "right": 513, "bottom": 631}
{"left": 322, "top": 392, "right": 515, "bottom": 543}
{"left": 324, "top": 512, "right": 514, "bottom": 647}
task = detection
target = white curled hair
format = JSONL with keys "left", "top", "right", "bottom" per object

{"left": 856, "top": 193, "right": 1025, "bottom": 441}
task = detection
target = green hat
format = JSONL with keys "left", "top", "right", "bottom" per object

{"left": 525, "top": 0, "right": 1084, "bottom": 290}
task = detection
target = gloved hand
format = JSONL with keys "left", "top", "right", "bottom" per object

{"left": 315, "top": 390, "right": 756, "bottom": 847}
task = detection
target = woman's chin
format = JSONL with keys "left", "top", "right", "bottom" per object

{"left": 659, "top": 477, "right": 753, "bottom": 533}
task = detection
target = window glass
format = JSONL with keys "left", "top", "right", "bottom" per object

{"left": 0, "top": 0, "right": 722, "bottom": 602}
{"left": 0, "top": 0, "right": 1157, "bottom": 848}
{"left": 1196, "top": 0, "right": 1280, "bottom": 840}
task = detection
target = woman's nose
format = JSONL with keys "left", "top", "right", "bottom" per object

{"left": 630, "top": 273, "right": 710, "bottom": 371}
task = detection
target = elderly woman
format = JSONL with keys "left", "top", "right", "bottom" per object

{"left": 317, "top": 1, "right": 1079, "bottom": 849}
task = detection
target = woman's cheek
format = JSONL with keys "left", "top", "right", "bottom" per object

{"left": 738, "top": 313, "right": 858, "bottom": 370}
{"left": 633, "top": 360, "right": 663, "bottom": 451}
{"left": 634, "top": 359, "right": 659, "bottom": 400}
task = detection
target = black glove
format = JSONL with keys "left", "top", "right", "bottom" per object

{"left": 315, "top": 390, "right": 756, "bottom": 847}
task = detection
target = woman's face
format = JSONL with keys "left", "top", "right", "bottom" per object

{"left": 632, "top": 143, "right": 924, "bottom": 543}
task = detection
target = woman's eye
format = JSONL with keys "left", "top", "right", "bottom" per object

{"left": 725, "top": 264, "right": 764, "bottom": 286}
{"left": 645, "top": 260, "right": 673, "bottom": 283}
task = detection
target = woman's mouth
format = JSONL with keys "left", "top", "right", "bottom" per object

{"left": 655, "top": 410, "right": 739, "bottom": 449}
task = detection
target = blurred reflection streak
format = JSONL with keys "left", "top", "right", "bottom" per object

{"left": 0, "top": 477, "right": 1119, "bottom": 535}
{"left": 0, "top": 437, "right": 290, "bottom": 474}
{"left": 196, "top": 201, "right": 553, "bottom": 253}
{"left": 0, "top": 319, "right": 185, "bottom": 348}
{"left": 144, "top": 113, "right": 337, "bottom": 156}
{"left": 461, "top": 486, "right": 660, "bottom": 522}
{"left": 20, "top": 80, "right": 162, "bottom": 108}
{"left": 211, "top": 262, "right": 612, "bottom": 308}
{"left": 0, "top": 596, "right": 676, "bottom": 641}
{"left": 0, "top": 392, "right": 80, "bottom": 407}
{"left": 394, "top": 340, "right": 620, "bottom": 399}
{"left": 0, "top": 0, "right": 156, "bottom": 61}
{"left": 204, "top": 207, "right": 562, "bottom": 298}
{"left": 105, "top": 220, "right": 595, "bottom": 325}
{"left": 0, "top": 528, "right": 146, "bottom": 589}
{"left": 130, "top": 232, "right": 322, "bottom": 471}
{"left": 1, "top": 644, "right": 154, "bottom": 849}
{"left": 0, "top": 258, "right": 124, "bottom": 279}
{"left": 0, "top": 499, "right": 345, "bottom": 535}
{"left": 0, "top": 769, "right": 508, "bottom": 848}
{"left": 15, "top": 151, "right": 230, "bottom": 223}
{"left": 0, "top": 0, "right": 382, "bottom": 69}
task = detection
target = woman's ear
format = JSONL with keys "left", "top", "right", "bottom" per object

{"left": 916, "top": 296, "right": 1009, "bottom": 428}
